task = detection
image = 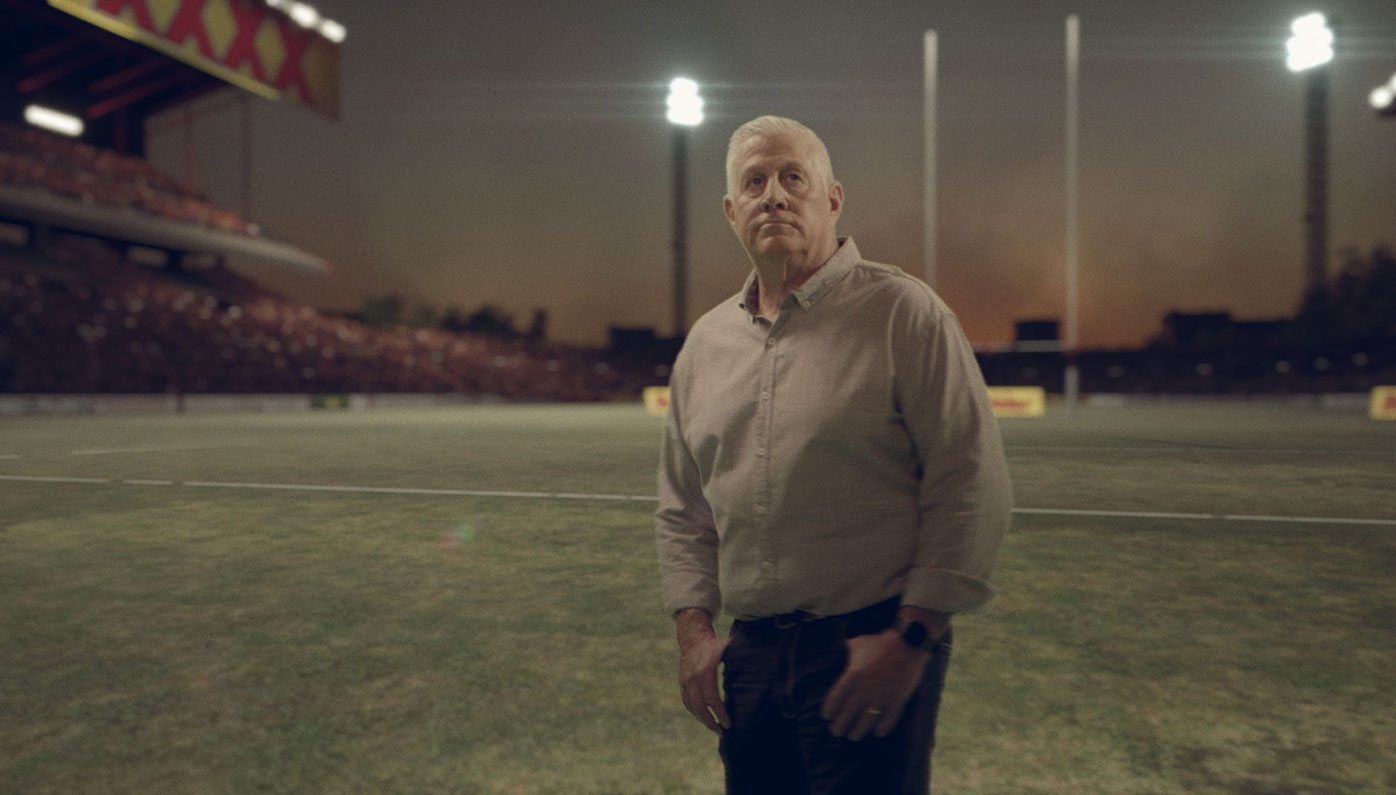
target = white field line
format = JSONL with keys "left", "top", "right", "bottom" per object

{"left": 1, "top": 473, "right": 1393, "bottom": 527}
{"left": 1011, "top": 507, "right": 1396, "bottom": 527}
{"left": 0, "top": 454, "right": 18, "bottom": 460}
{"left": 69, "top": 443, "right": 251, "bottom": 456}
{"left": 1006, "top": 445, "right": 1394, "bottom": 456}
{"left": 182, "top": 480, "right": 656, "bottom": 502}
{"left": 1011, "top": 507, "right": 1214, "bottom": 521}
{"left": 1, "top": 474, "right": 109, "bottom": 484}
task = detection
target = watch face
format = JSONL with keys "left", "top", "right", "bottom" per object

{"left": 902, "top": 620, "right": 929, "bottom": 649}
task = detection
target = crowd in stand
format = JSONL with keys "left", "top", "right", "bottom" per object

{"left": 0, "top": 240, "right": 651, "bottom": 400}
{"left": 0, "top": 122, "right": 252, "bottom": 235}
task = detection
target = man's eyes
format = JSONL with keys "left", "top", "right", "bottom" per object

{"left": 746, "top": 173, "right": 803, "bottom": 189}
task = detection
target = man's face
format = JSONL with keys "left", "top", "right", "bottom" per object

{"left": 723, "top": 131, "right": 842, "bottom": 266}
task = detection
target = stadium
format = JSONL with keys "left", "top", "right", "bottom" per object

{"left": 2, "top": 1, "right": 1395, "bottom": 793}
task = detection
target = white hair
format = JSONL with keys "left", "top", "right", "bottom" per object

{"left": 724, "top": 115, "right": 836, "bottom": 198}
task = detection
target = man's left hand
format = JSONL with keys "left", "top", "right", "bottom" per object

{"left": 820, "top": 629, "right": 930, "bottom": 741}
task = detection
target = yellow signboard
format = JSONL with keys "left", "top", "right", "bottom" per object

{"left": 988, "top": 386, "right": 1046, "bottom": 418}
{"left": 1371, "top": 386, "right": 1396, "bottom": 420}
{"left": 643, "top": 386, "right": 671, "bottom": 417}
{"left": 49, "top": 0, "right": 340, "bottom": 119}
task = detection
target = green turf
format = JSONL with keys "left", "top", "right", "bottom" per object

{"left": 1, "top": 402, "right": 1394, "bottom": 793}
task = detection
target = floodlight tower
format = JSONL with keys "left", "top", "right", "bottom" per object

{"left": 1286, "top": 12, "right": 1335, "bottom": 296}
{"left": 666, "top": 78, "right": 704, "bottom": 339}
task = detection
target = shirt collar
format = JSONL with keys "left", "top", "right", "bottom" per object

{"left": 737, "top": 237, "right": 861, "bottom": 318}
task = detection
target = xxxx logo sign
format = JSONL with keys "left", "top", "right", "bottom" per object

{"left": 50, "top": 0, "right": 340, "bottom": 118}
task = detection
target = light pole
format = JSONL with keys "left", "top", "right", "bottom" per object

{"left": 1064, "top": 14, "right": 1081, "bottom": 415}
{"left": 666, "top": 78, "right": 703, "bottom": 339}
{"left": 1286, "top": 12, "right": 1335, "bottom": 297}
{"left": 923, "top": 30, "right": 937, "bottom": 291}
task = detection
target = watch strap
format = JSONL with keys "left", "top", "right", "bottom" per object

{"left": 897, "top": 618, "right": 938, "bottom": 652}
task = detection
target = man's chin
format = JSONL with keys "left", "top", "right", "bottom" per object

{"left": 750, "top": 233, "right": 800, "bottom": 254}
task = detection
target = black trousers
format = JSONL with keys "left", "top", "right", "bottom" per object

{"left": 719, "top": 598, "right": 952, "bottom": 795}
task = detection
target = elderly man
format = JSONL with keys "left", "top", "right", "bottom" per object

{"left": 655, "top": 115, "right": 1011, "bottom": 793}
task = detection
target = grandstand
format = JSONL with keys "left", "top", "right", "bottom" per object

{"left": 0, "top": 234, "right": 645, "bottom": 398}
{"left": 0, "top": 118, "right": 643, "bottom": 399}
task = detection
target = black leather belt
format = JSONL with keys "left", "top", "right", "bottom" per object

{"left": 732, "top": 596, "right": 900, "bottom": 638}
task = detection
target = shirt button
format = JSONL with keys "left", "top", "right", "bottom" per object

{"left": 760, "top": 560, "right": 774, "bottom": 572}
{"left": 801, "top": 300, "right": 811, "bottom": 308}
{"left": 760, "top": 391, "right": 770, "bottom": 400}
{"left": 766, "top": 337, "right": 776, "bottom": 346}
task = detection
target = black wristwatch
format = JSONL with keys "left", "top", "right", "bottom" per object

{"left": 896, "top": 618, "right": 940, "bottom": 652}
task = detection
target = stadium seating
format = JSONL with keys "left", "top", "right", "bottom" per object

{"left": 0, "top": 242, "right": 649, "bottom": 399}
{"left": 0, "top": 121, "right": 251, "bottom": 235}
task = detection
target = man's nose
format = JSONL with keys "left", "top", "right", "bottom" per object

{"left": 760, "top": 182, "right": 789, "bottom": 211}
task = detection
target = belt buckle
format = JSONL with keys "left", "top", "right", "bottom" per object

{"left": 772, "top": 610, "right": 814, "bottom": 630}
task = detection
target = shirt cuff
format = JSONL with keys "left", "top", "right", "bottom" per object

{"left": 663, "top": 583, "right": 722, "bottom": 619}
{"left": 903, "top": 568, "right": 996, "bottom": 613}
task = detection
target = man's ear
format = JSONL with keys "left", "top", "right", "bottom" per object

{"left": 724, "top": 195, "right": 737, "bottom": 226}
{"left": 828, "top": 181, "right": 844, "bottom": 219}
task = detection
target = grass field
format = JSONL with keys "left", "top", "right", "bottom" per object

{"left": 2, "top": 401, "right": 1394, "bottom": 793}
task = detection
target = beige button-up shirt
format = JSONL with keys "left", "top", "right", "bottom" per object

{"left": 655, "top": 238, "right": 1011, "bottom": 621}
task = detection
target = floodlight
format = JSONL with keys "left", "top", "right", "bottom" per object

{"left": 666, "top": 78, "right": 703, "bottom": 127}
{"left": 24, "top": 104, "right": 83, "bottom": 137}
{"left": 1285, "top": 12, "right": 1334, "bottom": 72}
{"left": 1291, "top": 11, "right": 1328, "bottom": 35}
{"left": 288, "top": 2, "right": 320, "bottom": 29}
{"left": 1373, "top": 86, "right": 1394, "bottom": 111}
{"left": 319, "top": 18, "right": 346, "bottom": 43}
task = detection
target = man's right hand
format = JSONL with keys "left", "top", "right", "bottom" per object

{"left": 675, "top": 607, "right": 732, "bottom": 734}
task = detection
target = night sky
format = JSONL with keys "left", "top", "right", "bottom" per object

{"left": 142, "top": 0, "right": 1396, "bottom": 350}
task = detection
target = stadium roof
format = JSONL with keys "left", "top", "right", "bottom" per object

{"left": 0, "top": 0, "right": 231, "bottom": 153}
{"left": 2, "top": 0, "right": 342, "bottom": 153}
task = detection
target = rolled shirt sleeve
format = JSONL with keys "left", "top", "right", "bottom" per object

{"left": 893, "top": 290, "right": 1013, "bottom": 613}
{"left": 654, "top": 349, "right": 722, "bottom": 617}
